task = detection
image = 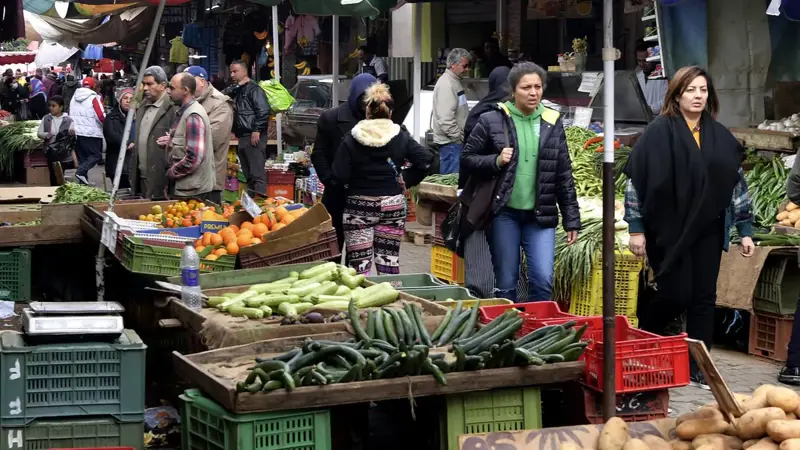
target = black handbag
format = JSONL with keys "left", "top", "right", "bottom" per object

{"left": 44, "top": 130, "right": 76, "bottom": 162}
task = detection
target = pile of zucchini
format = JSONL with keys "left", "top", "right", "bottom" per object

{"left": 206, "top": 262, "right": 400, "bottom": 322}
{"left": 235, "top": 300, "right": 590, "bottom": 393}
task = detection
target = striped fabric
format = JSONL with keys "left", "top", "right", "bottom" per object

{"left": 464, "top": 230, "right": 529, "bottom": 301}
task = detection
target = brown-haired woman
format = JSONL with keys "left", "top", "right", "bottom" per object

{"left": 623, "top": 66, "right": 755, "bottom": 389}
{"left": 333, "top": 83, "right": 433, "bottom": 275}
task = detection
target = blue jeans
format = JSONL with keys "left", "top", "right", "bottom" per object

{"left": 488, "top": 207, "right": 556, "bottom": 302}
{"left": 439, "top": 143, "right": 462, "bottom": 174}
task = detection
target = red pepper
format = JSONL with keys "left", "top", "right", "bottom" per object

{"left": 583, "top": 136, "right": 604, "bottom": 150}
{"left": 595, "top": 140, "right": 621, "bottom": 153}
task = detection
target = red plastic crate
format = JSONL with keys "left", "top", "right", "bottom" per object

{"left": 239, "top": 229, "right": 340, "bottom": 268}
{"left": 267, "top": 169, "right": 296, "bottom": 185}
{"left": 749, "top": 312, "right": 793, "bottom": 362}
{"left": 267, "top": 183, "right": 295, "bottom": 199}
{"left": 583, "top": 388, "right": 669, "bottom": 424}
{"left": 478, "top": 301, "right": 578, "bottom": 334}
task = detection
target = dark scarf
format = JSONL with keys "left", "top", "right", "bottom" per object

{"left": 623, "top": 112, "right": 742, "bottom": 275}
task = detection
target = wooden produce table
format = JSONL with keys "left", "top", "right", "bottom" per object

{"left": 730, "top": 127, "right": 800, "bottom": 153}
{"left": 172, "top": 331, "right": 585, "bottom": 414}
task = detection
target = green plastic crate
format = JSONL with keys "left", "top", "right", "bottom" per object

{"left": 121, "top": 236, "right": 235, "bottom": 277}
{"left": 400, "top": 286, "right": 476, "bottom": 301}
{"left": 180, "top": 389, "right": 331, "bottom": 450}
{"left": 441, "top": 387, "right": 542, "bottom": 450}
{"left": 754, "top": 255, "right": 800, "bottom": 316}
{"left": 0, "top": 417, "right": 144, "bottom": 450}
{"left": 0, "top": 249, "right": 31, "bottom": 302}
{"left": 366, "top": 273, "right": 446, "bottom": 289}
{"left": 0, "top": 330, "right": 146, "bottom": 427}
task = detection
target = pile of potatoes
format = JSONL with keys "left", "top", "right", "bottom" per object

{"left": 561, "top": 385, "right": 800, "bottom": 450}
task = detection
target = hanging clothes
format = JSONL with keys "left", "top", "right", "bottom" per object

{"left": 83, "top": 44, "right": 104, "bottom": 60}
{"left": 284, "top": 15, "right": 320, "bottom": 55}
{"left": 169, "top": 36, "right": 189, "bottom": 64}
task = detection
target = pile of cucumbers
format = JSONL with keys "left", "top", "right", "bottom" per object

{"left": 236, "top": 300, "right": 590, "bottom": 393}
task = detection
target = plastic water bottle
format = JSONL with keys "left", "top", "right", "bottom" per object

{"left": 180, "top": 243, "right": 202, "bottom": 310}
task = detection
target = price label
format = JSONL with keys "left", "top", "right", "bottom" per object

{"left": 573, "top": 107, "right": 593, "bottom": 129}
{"left": 100, "top": 213, "right": 120, "bottom": 254}
{"left": 240, "top": 191, "right": 262, "bottom": 218}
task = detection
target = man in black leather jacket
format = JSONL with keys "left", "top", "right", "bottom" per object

{"left": 226, "top": 60, "right": 271, "bottom": 196}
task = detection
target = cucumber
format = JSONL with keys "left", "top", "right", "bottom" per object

{"left": 538, "top": 354, "right": 566, "bottom": 363}
{"left": 539, "top": 329, "right": 577, "bottom": 355}
{"left": 383, "top": 310, "right": 399, "bottom": 346}
{"left": 228, "top": 306, "right": 265, "bottom": 319}
{"left": 430, "top": 309, "right": 452, "bottom": 343}
{"left": 397, "top": 307, "right": 417, "bottom": 344}
{"left": 469, "top": 317, "right": 523, "bottom": 355}
{"left": 385, "top": 308, "right": 405, "bottom": 344}
{"left": 410, "top": 303, "right": 432, "bottom": 346}
{"left": 366, "top": 310, "right": 376, "bottom": 339}
{"left": 300, "top": 262, "right": 337, "bottom": 279}
{"left": 439, "top": 310, "right": 471, "bottom": 346}
{"left": 349, "top": 299, "right": 372, "bottom": 345}
{"left": 458, "top": 300, "right": 481, "bottom": 340}
{"left": 278, "top": 302, "right": 298, "bottom": 316}
{"left": 561, "top": 347, "right": 585, "bottom": 361}
{"left": 515, "top": 323, "right": 564, "bottom": 347}
{"left": 374, "top": 309, "right": 387, "bottom": 341}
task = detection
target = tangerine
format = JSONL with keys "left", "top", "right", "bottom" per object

{"left": 237, "top": 229, "right": 253, "bottom": 240}
{"left": 228, "top": 224, "right": 240, "bottom": 233}
{"left": 289, "top": 208, "right": 307, "bottom": 218}
{"left": 275, "top": 206, "right": 289, "bottom": 218}
{"left": 251, "top": 238, "right": 262, "bottom": 245}
{"left": 202, "top": 232, "right": 213, "bottom": 246}
{"left": 210, "top": 234, "right": 223, "bottom": 246}
{"left": 240, "top": 221, "right": 254, "bottom": 231}
{"left": 271, "top": 223, "right": 287, "bottom": 231}
{"left": 205, "top": 254, "right": 219, "bottom": 261}
{"left": 253, "top": 215, "right": 262, "bottom": 224}
{"left": 237, "top": 234, "right": 253, "bottom": 247}
{"left": 281, "top": 214, "right": 296, "bottom": 226}
{"left": 226, "top": 242, "right": 240, "bottom": 255}
{"left": 196, "top": 245, "right": 206, "bottom": 253}
{"left": 252, "top": 223, "right": 268, "bottom": 237}
{"left": 214, "top": 248, "right": 228, "bottom": 256}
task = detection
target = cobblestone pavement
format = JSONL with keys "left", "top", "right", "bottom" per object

{"left": 397, "top": 238, "right": 797, "bottom": 418}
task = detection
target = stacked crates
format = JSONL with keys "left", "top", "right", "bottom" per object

{"left": 0, "top": 330, "right": 146, "bottom": 450}
{"left": 0, "top": 249, "right": 31, "bottom": 302}
{"left": 749, "top": 254, "right": 800, "bottom": 362}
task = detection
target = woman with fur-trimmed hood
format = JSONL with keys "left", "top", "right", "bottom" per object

{"left": 333, "top": 82, "right": 433, "bottom": 275}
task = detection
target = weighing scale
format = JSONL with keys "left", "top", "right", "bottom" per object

{"left": 22, "top": 301, "right": 126, "bottom": 344}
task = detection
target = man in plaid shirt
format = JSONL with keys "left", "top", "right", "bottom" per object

{"left": 158, "top": 72, "right": 215, "bottom": 199}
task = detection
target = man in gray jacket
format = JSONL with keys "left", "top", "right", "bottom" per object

{"left": 432, "top": 48, "right": 471, "bottom": 174}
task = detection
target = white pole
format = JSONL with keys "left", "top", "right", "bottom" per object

{"left": 272, "top": 5, "right": 283, "bottom": 155}
{"left": 412, "top": 3, "right": 422, "bottom": 143}
{"left": 332, "top": 15, "right": 339, "bottom": 105}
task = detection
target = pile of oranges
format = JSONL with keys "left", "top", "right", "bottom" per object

{"left": 252, "top": 205, "right": 307, "bottom": 233}
{"left": 137, "top": 200, "right": 235, "bottom": 228}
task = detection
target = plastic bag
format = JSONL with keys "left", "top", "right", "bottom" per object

{"left": 44, "top": 130, "right": 76, "bottom": 162}
{"left": 441, "top": 201, "right": 464, "bottom": 256}
{"left": 258, "top": 79, "right": 295, "bottom": 113}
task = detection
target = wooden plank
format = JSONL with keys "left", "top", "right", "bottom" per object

{"left": 0, "top": 207, "right": 41, "bottom": 224}
{"left": 687, "top": 338, "right": 744, "bottom": 420}
{"left": 0, "top": 187, "right": 58, "bottom": 204}
{"left": 730, "top": 127, "right": 800, "bottom": 152}
{"left": 173, "top": 340, "right": 584, "bottom": 413}
{"left": 0, "top": 224, "right": 82, "bottom": 247}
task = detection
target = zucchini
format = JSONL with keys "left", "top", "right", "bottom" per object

{"left": 278, "top": 302, "right": 298, "bottom": 316}
{"left": 356, "top": 288, "right": 399, "bottom": 308}
{"left": 430, "top": 309, "right": 452, "bottom": 343}
{"left": 351, "top": 286, "right": 364, "bottom": 298}
{"left": 334, "top": 285, "right": 352, "bottom": 297}
{"left": 374, "top": 309, "right": 387, "bottom": 341}
{"left": 385, "top": 308, "right": 405, "bottom": 344}
{"left": 252, "top": 282, "right": 294, "bottom": 294}
{"left": 304, "top": 270, "right": 337, "bottom": 285}
{"left": 340, "top": 270, "right": 366, "bottom": 290}
{"left": 228, "top": 306, "right": 265, "bottom": 319}
{"left": 311, "top": 294, "right": 351, "bottom": 304}
{"left": 383, "top": 310, "right": 399, "bottom": 346}
{"left": 285, "top": 282, "right": 321, "bottom": 297}
{"left": 258, "top": 305, "right": 273, "bottom": 315}
{"left": 304, "top": 281, "right": 339, "bottom": 300}
{"left": 458, "top": 300, "right": 481, "bottom": 340}
{"left": 294, "top": 302, "right": 315, "bottom": 314}
{"left": 312, "top": 300, "right": 350, "bottom": 311}
{"left": 243, "top": 294, "right": 268, "bottom": 307}
{"left": 217, "top": 290, "right": 258, "bottom": 311}
{"left": 250, "top": 276, "right": 299, "bottom": 293}
{"left": 366, "top": 310, "right": 376, "bottom": 339}
{"left": 300, "top": 262, "right": 337, "bottom": 279}
{"left": 410, "top": 303, "right": 432, "bottom": 346}
{"left": 349, "top": 299, "right": 372, "bottom": 345}
{"left": 261, "top": 294, "right": 301, "bottom": 308}
{"left": 206, "top": 296, "right": 228, "bottom": 307}
{"left": 397, "top": 307, "right": 417, "bottom": 345}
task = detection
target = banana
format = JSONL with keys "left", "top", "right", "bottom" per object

{"left": 268, "top": 61, "right": 274, "bottom": 68}
{"left": 270, "top": 70, "right": 275, "bottom": 77}
{"left": 302, "top": 67, "right": 311, "bottom": 75}
{"left": 356, "top": 34, "right": 367, "bottom": 42}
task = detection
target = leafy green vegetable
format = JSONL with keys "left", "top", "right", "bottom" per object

{"left": 0, "top": 121, "right": 41, "bottom": 177}
{"left": 52, "top": 182, "right": 111, "bottom": 204}
{"left": 744, "top": 158, "right": 788, "bottom": 228}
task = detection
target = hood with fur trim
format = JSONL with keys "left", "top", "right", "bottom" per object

{"left": 350, "top": 119, "right": 401, "bottom": 148}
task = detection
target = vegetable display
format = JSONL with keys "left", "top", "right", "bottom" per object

{"left": 583, "top": 384, "right": 800, "bottom": 450}
{"left": 235, "top": 302, "right": 588, "bottom": 393}
{"left": 52, "top": 182, "right": 110, "bottom": 204}
{"left": 565, "top": 127, "right": 630, "bottom": 199}
{"left": 0, "top": 120, "right": 40, "bottom": 177}
{"left": 746, "top": 157, "right": 789, "bottom": 229}
{"left": 758, "top": 113, "right": 800, "bottom": 135}
{"left": 753, "top": 233, "right": 800, "bottom": 247}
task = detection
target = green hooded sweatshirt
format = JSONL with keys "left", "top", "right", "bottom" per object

{"left": 505, "top": 101, "right": 543, "bottom": 210}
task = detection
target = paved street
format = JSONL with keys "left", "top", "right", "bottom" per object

{"left": 396, "top": 236, "right": 798, "bottom": 418}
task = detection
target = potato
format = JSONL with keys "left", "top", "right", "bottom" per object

{"left": 695, "top": 446, "right": 716, "bottom": 450}
{"left": 670, "top": 440, "right": 693, "bottom": 450}
{"left": 768, "top": 388, "right": 800, "bottom": 413}
{"left": 787, "top": 201, "right": 799, "bottom": 212}
{"left": 781, "top": 219, "right": 793, "bottom": 227}
{"left": 743, "top": 388, "right": 779, "bottom": 413}
{"left": 692, "top": 433, "right": 743, "bottom": 450}
{"left": 678, "top": 408, "right": 725, "bottom": 426}
{"left": 780, "top": 439, "right": 800, "bottom": 450}
{"left": 677, "top": 419, "right": 732, "bottom": 440}
{"left": 778, "top": 211, "right": 790, "bottom": 221}
{"left": 559, "top": 444, "right": 583, "bottom": 450}
{"left": 786, "top": 414, "right": 797, "bottom": 421}
{"left": 767, "top": 421, "right": 800, "bottom": 442}
{"left": 750, "top": 438, "right": 780, "bottom": 450}
{"left": 642, "top": 435, "right": 672, "bottom": 450}
{"left": 747, "top": 440, "right": 765, "bottom": 449}
{"left": 737, "top": 408, "right": 788, "bottom": 440}
{"left": 623, "top": 439, "right": 649, "bottom": 450}
{"left": 599, "top": 417, "right": 629, "bottom": 450}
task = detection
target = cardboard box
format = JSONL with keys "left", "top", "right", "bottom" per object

{"left": 24, "top": 167, "right": 50, "bottom": 186}
{"left": 200, "top": 220, "right": 230, "bottom": 234}
{"left": 238, "top": 203, "right": 334, "bottom": 259}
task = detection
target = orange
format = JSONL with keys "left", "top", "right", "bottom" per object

{"left": 237, "top": 229, "right": 253, "bottom": 240}
{"left": 229, "top": 224, "right": 240, "bottom": 234}
{"left": 205, "top": 254, "right": 219, "bottom": 261}
{"left": 181, "top": 218, "right": 192, "bottom": 227}
{"left": 271, "top": 223, "right": 286, "bottom": 231}
{"left": 253, "top": 215, "right": 262, "bottom": 225}
{"left": 214, "top": 248, "right": 228, "bottom": 256}
{"left": 237, "top": 234, "right": 253, "bottom": 247}
{"left": 290, "top": 208, "right": 307, "bottom": 218}
{"left": 196, "top": 245, "right": 206, "bottom": 253}
{"left": 210, "top": 234, "right": 223, "bottom": 246}
{"left": 252, "top": 223, "right": 268, "bottom": 237}
{"left": 281, "top": 214, "right": 296, "bottom": 226}
{"left": 202, "top": 232, "right": 213, "bottom": 246}
{"left": 223, "top": 233, "right": 237, "bottom": 245}
{"left": 275, "top": 206, "right": 289, "bottom": 219}
{"left": 226, "top": 242, "right": 240, "bottom": 255}
{"left": 250, "top": 238, "right": 262, "bottom": 245}
{"left": 240, "top": 221, "right": 254, "bottom": 231}
{"left": 195, "top": 238, "right": 203, "bottom": 247}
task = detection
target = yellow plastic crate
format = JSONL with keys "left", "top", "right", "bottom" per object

{"left": 569, "top": 251, "right": 643, "bottom": 327}
{"left": 431, "top": 245, "right": 465, "bottom": 285}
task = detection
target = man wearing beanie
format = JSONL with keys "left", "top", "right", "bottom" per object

{"left": 70, "top": 77, "right": 105, "bottom": 185}
{"left": 185, "top": 66, "right": 233, "bottom": 205}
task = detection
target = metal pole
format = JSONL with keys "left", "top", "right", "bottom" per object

{"left": 332, "top": 15, "right": 339, "bottom": 106}
{"left": 601, "top": 0, "right": 617, "bottom": 420}
{"left": 97, "top": 0, "right": 167, "bottom": 301}
{"left": 272, "top": 5, "right": 283, "bottom": 156}
{"left": 412, "top": 3, "right": 422, "bottom": 143}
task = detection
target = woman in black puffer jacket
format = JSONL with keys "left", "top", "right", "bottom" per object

{"left": 461, "top": 61, "right": 580, "bottom": 303}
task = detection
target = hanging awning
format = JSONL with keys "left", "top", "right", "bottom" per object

{"left": 25, "top": 7, "right": 155, "bottom": 47}
{"left": 35, "top": 40, "right": 80, "bottom": 66}
{"left": 0, "top": 52, "right": 36, "bottom": 65}
{"left": 246, "top": 0, "right": 398, "bottom": 16}
{"left": 23, "top": 0, "right": 191, "bottom": 14}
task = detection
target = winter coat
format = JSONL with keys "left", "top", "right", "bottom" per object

{"left": 333, "top": 119, "right": 433, "bottom": 197}
{"left": 131, "top": 95, "right": 176, "bottom": 199}
{"left": 61, "top": 80, "right": 79, "bottom": 113}
{"left": 461, "top": 102, "right": 581, "bottom": 231}
{"left": 69, "top": 88, "right": 105, "bottom": 138}
{"left": 103, "top": 105, "right": 131, "bottom": 176}
{"left": 227, "top": 81, "right": 270, "bottom": 137}
{"left": 197, "top": 86, "right": 234, "bottom": 191}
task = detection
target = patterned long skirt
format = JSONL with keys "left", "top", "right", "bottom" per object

{"left": 343, "top": 194, "right": 406, "bottom": 275}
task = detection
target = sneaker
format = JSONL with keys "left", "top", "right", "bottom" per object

{"left": 75, "top": 174, "right": 90, "bottom": 185}
{"left": 690, "top": 371, "right": 711, "bottom": 390}
{"left": 779, "top": 366, "right": 800, "bottom": 386}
